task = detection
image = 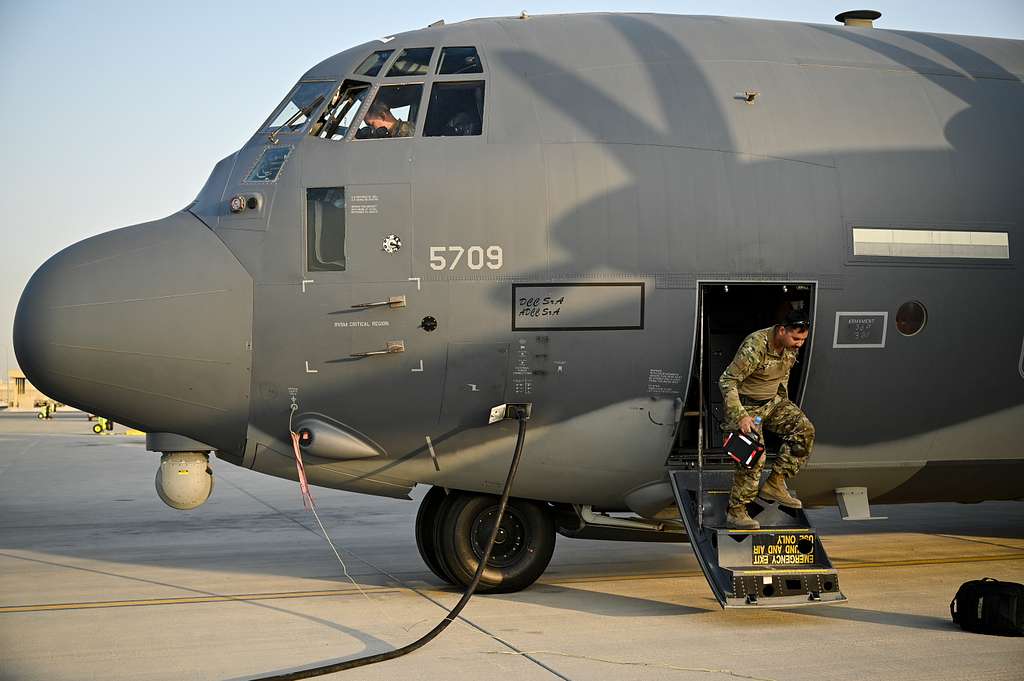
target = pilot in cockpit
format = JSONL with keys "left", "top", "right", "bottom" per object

{"left": 357, "top": 101, "right": 414, "bottom": 139}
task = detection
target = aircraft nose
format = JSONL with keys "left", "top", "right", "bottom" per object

{"left": 14, "top": 212, "right": 253, "bottom": 451}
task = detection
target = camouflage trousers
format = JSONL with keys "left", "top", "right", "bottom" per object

{"left": 727, "top": 395, "right": 815, "bottom": 508}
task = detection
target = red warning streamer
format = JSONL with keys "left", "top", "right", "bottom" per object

{"left": 289, "top": 431, "right": 315, "bottom": 510}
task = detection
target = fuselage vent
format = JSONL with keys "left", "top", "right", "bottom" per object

{"left": 835, "top": 10, "right": 882, "bottom": 27}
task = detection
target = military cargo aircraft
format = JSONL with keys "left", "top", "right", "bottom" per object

{"left": 14, "top": 12, "right": 1024, "bottom": 594}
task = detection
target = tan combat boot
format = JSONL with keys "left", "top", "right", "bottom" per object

{"left": 726, "top": 504, "right": 760, "bottom": 530}
{"left": 759, "top": 473, "right": 802, "bottom": 508}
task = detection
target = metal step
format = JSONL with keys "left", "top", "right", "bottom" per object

{"left": 669, "top": 469, "right": 847, "bottom": 608}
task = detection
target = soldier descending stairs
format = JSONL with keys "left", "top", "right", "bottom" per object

{"left": 720, "top": 312, "right": 817, "bottom": 531}
{"left": 668, "top": 304, "right": 845, "bottom": 607}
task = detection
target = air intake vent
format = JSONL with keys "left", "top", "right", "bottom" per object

{"left": 835, "top": 10, "right": 882, "bottom": 27}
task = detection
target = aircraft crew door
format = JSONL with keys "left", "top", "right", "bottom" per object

{"left": 336, "top": 183, "right": 446, "bottom": 438}
{"left": 344, "top": 184, "right": 412, "bottom": 282}
{"left": 669, "top": 283, "right": 815, "bottom": 464}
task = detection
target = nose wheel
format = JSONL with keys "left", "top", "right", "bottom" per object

{"left": 414, "top": 487, "right": 555, "bottom": 593}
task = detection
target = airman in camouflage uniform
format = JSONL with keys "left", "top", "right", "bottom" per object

{"left": 360, "top": 101, "right": 415, "bottom": 138}
{"left": 719, "top": 312, "right": 814, "bottom": 529}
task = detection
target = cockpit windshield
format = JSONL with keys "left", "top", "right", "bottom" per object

{"left": 355, "top": 84, "right": 422, "bottom": 139}
{"left": 264, "top": 81, "right": 335, "bottom": 133}
{"left": 354, "top": 50, "right": 394, "bottom": 77}
{"left": 310, "top": 80, "right": 371, "bottom": 141}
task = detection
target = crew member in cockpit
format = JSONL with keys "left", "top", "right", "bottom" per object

{"left": 358, "top": 102, "right": 414, "bottom": 138}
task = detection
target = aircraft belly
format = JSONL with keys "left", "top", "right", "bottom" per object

{"left": 424, "top": 398, "right": 680, "bottom": 505}
{"left": 796, "top": 404, "right": 1024, "bottom": 505}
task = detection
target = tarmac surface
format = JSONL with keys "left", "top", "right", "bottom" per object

{"left": 0, "top": 411, "right": 1021, "bottom": 681}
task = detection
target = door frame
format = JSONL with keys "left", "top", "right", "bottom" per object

{"left": 687, "top": 279, "right": 819, "bottom": 415}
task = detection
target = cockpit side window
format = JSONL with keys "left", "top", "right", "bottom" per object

{"left": 387, "top": 48, "right": 434, "bottom": 77}
{"left": 310, "top": 80, "right": 371, "bottom": 141}
{"left": 354, "top": 50, "right": 394, "bottom": 77}
{"left": 355, "top": 84, "right": 423, "bottom": 139}
{"left": 437, "top": 47, "right": 483, "bottom": 74}
{"left": 423, "top": 81, "right": 485, "bottom": 137}
{"left": 264, "top": 81, "right": 335, "bottom": 133}
{"left": 306, "top": 188, "right": 346, "bottom": 271}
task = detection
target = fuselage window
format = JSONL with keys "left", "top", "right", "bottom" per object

{"left": 423, "top": 81, "right": 485, "bottom": 137}
{"left": 437, "top": 47, "right": 482, "bottom": 74}
{"left": 245, "top": 146, "right": 293, "bottom": 183}
{"left": 355, "top": 84, "right": 423, "bottom": 139}
{"left": 387, "top": 48, "right": 434, "bottom": 76}
{"left": 354, "top": 50, "right": 394, "bottom": 77}
{"left": 264, "top": 81, "right": 334, "bottom": 133}
{"left": 306, "top": 188, "right": 346, "bottom": 271}
{"left": 311, "top": 80, "right": 371, "bottom": 140}
{"left": 852, "top": 227, "right": 1010, "bottom": 260}
{"left": 895, "top": 301, "right": 927, "bottom": 336}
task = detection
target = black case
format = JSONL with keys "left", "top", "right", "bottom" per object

{"left": 950, "top": 578, "right": 1024, "bottom": 636}
{"left": 722, "top": 431, "right": 765, "bottom": 469}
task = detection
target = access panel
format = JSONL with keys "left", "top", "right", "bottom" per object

{"left": 344, "top": 183, "right": 413, "bottom": 281}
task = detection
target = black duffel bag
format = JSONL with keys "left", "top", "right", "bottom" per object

{"left": 950, "top": 578, "right": 1024, "bottom": 636}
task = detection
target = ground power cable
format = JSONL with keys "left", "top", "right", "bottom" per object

{"left": 251, "top": 410, "right": 531, "bottom": 680}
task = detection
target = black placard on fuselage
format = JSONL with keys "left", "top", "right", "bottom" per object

{"left": 833, "top": 311, "right": 888, "bottom": 348}
{"left": 512, "top": 283, "right": 644, "bottom": 331}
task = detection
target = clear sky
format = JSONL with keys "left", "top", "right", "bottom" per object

{"left": 1, "top": 0, "right": 1022, "bottom": 374}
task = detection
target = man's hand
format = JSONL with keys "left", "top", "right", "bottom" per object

{"left": 739, "top": 415, "right": 756, "bottom": 435}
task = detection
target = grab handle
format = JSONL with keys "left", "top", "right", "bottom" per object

{"left": 351, "top": 295, "right": 406, "bottom": 310}
{"left": 350, "top": 340, "right": 406, "bottom": 358}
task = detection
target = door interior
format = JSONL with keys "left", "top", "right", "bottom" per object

{"left": 670, "top": 283, "right": 815, "bottom": 464}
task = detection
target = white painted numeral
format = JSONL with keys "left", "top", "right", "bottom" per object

{"left": 467, "top": 246, "right": 484, "bottom": 270}
{"left": 429, "top": 246, "right": 446, "bottom": 271}
{"left": 428, "top": 245, "right": 503, "bottom": 271}
{"left": 486, "top": 245, "right": 503, "bottom": 270}
{"left": 448, "top": 246, "right": 465, "bottom": 270}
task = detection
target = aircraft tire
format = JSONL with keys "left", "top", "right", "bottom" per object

{"left": 439, "top": 493, "right": 555, "bottom": 593}
{"left": 429, "top": 490, "right": 463, "bottom": 585}
{"left": 415, "top": 486, "right": 456, "bottom": 585}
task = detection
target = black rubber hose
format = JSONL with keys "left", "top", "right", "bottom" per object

{"left": 252, "top": 414, "right": 530, "bottom": 680}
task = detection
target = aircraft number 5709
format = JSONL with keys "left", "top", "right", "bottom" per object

{"left": 429, "top": 245, "right": 503, "bottom": 271}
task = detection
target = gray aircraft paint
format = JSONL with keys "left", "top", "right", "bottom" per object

{"left": 14, "top": 14, "right": 1024, "bottom": 512}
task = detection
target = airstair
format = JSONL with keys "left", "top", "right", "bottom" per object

{"left": 669, "top": 469, "right": 847, "bottom": 608}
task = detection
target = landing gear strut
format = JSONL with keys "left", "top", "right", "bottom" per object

{"left": 415, "top": 486, "right": 555, "bottom": 593}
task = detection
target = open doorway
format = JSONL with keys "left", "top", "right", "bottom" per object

{"left": 669, "top": 282, "right": 815, "bottom": 466}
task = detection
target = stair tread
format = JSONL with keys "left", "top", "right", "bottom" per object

{"left": 713, "top": 526, "right": 813, "bottom": 533}
{"left": 728, "top": 566, "right": 838, "bottom": 575}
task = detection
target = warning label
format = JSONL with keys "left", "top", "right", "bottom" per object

{"left": 751, "top": 533, "right": 816, "bottom": 566}
{"left": 647, "top": 368, "right": 683, "bottom": 395}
